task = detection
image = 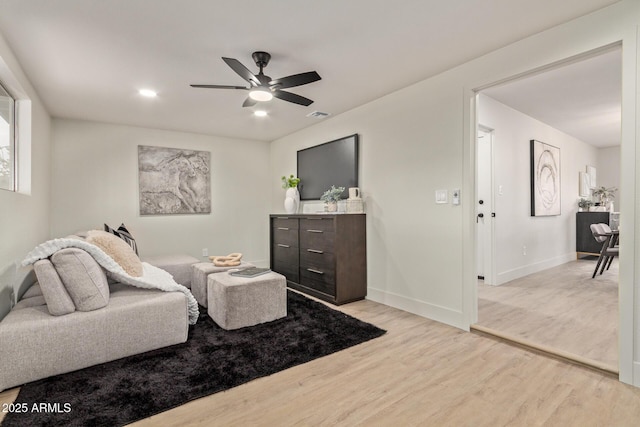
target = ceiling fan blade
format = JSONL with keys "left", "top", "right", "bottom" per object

{"left": 273, "top": 90, "right": 314, "bottom": 106}
{"left": 270, "top": 71, "right": 321, "bottom": 89}
{"left": 190, "top": 84, "right": 248, "bottom": 89}
{"left": 222, "top": 57, "right": 260, "bottom": 86}
{"left": 242, "top": 97, "right": 258, "bottom": 108}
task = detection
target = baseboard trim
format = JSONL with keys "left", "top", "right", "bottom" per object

{"left": 471, "top": 324, "right": 618, "bottom": 377}
{"left": 633, "top": 361, "right": 640, "bottom": 387}
{"left": 367, "top": 288, "right": 465, "bottom": 330}
{"left": 496, "top": 252, "right": 576, "bottom": 285}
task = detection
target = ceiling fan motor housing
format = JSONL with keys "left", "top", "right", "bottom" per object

{"left": 252, "top": 51, "right": 271, "bottom": 68}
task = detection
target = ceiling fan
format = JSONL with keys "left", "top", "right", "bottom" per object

{"left": 190, "top": 51, "right": 321, "bottom": 107}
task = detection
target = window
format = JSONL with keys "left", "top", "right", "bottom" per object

{"left": 0, "top": 82, "right": 15, "bottom": 191}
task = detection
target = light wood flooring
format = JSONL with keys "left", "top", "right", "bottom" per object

{"left": 4, "top": 287, "right": 639, "bottom": 426}
{"left": 475, "top": 258, "right": 618, "bottom": 371}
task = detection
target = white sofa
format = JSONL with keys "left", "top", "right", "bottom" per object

{"left": 0, "top": 251, "right": 199, "bottom": 392}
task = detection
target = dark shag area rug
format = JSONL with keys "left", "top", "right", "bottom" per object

{"left": 2, "top": 290, "right": 385, "bottom": 427}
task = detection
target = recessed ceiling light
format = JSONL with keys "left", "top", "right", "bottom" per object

{"left": 254, "top": 110, "right": 268, "bottom": 117}
{"left": 139, "top": 89, "right": 157, "bottom": 98}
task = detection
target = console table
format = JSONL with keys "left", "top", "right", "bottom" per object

{"left": 269, "top": 213, "right": 367, "bottom": 305}
{"left": 576, "top": 211, "right": 610, "bottom": 257}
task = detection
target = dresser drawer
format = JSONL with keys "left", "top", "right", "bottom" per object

{"left": 300, "top": 265, "right": 335, "bottom": 285}
{"left": 300, "top": 231, "right": 335, "bottom": 252}
{"left": 273, "top": 260, "right": 299, "bottom": 283}
{"left": 300, "top": 218, "right": 334, "bottom": 233}
{"left": 300, "top": 249, "right": 335, "bottom": 272}
{"left": 273, "top": 217, "right": 298, "bottom": 229}
{"left": 272, "top": 243, "right": 299, "bottom": 264}
{"left": 300, "top": 272, "right": 336, "bottom": 296}
{"left": 272, "top": 226, "right": 298, "bottom": 247}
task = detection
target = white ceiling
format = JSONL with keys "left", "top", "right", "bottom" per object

{"left": 483, "top": 48, "right": 621, "bottom": 148}
{"left": 0, "top": 0, "right": 619, "bottom": 142}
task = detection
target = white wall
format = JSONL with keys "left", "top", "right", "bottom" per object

{"left": 478, "top": 94, "right": 599, "bottom": 284}
{"left": 271, "top": 73, "right": 467, "bottom": 327}
{"left": 270, "top": 1, "right": 640, "bottom": 384}
{"left": 597, "top": 145, "right": 621, "bottom": 210}
{"left": 0, "top": 33, "right": 51, "bottom": 320}
{"left": 51, "top": 119, "right": 271, "bottom": 265}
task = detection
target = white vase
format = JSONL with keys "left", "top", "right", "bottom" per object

{"left": 326, "top": 202, "right": 338, "bottom": 212}
{"left": 284, "top": 187, "right": 300, "bottom": 214}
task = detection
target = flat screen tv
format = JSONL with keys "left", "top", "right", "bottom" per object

{"left": 297, "top": 134, "right": 359, "bottom": 201}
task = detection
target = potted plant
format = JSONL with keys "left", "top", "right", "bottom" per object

{"left": 592, "top": 186, "right": 616, "bottom": 203}
{"left": 281, "top": 175, "right": 301, "bottom": 214}
{"left": 281, "top": 174, "right": 300, "bottom": 189}
{"left": 592, "top": 186, "right": 617, "bottom": 211}
{"left": 320, "top": 185, "right": 345, "bottom": 212}
{"left": 577, "top": 198, "right": 593, "bottom": 212}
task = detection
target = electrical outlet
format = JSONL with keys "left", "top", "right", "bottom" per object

{"left": 202, "top": 248, "right": 208, "bottom": 257}
{"left": 522, "top": 245, "right": 527, "bottom": 256}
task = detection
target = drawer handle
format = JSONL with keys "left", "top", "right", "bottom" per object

{"left": 277, "top": 227, "right": 290, "bottom": 231}
{"left": 307, "top": 229, "right": 324, "bottom": 233}
{"left": 307, "top": 249, "right": 324, "bottom": 254}
{"left": 277, "top": 244, "right": 290, "bottom": 248}
{"left": 275, "top": 217, "right": 289, "bottom": 219}
{"left": 307, "top": 268, "right": 324, "bottom": 275}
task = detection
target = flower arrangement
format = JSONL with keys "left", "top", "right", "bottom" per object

{"left": 281, "top": 174, "right": 300, "bottom": 189}
{"left": 578, "top": 198, "right": 593, "bottom": 209}
{"left": 320, "top": 185, "right": 346, "bottom": 203}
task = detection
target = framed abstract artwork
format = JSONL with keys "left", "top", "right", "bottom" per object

{"left": 530, "top": 139, "right": 560, "bottom": 216}
{"left": 138, "top": 145, "right": 211, "bottom": 215}
{"left": 586, "top": 165, "right": 597, "bottom": 189}
{"left": 579, "top": 172, "right": 591, "bottom": 197}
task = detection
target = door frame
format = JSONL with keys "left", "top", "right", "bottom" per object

{"left": 462, "top": 41, "right": 635, "bottom": 384}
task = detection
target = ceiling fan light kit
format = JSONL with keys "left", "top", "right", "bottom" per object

{"left": 191, "top": 51, "right": 321, "bottom": 108}
{"left": 249, "top": 87, "right": 273, "bottom": 102}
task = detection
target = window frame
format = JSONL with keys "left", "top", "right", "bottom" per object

{"left": 0, "top": 80, "right": 16, "bottom": 192}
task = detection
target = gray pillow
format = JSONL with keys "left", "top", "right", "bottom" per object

{"left": 33, "top": 259, "right": 76, "bottom": 316}
{"left": 51, "top": 248, "right": 110, "bottom": 311}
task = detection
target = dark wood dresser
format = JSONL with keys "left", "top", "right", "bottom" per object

{"left": 269, "top": 213, "right": 367, "bottom": 305}
{"left": 576, "top": 211, "right": 610, "bottom": 256}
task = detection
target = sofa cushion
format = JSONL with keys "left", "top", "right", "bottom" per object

{"left": 87, "top": 230, "right": 143, "bottom": 277}
{"left": 22, "top": 282, "right": 43, "bottom": 299}
{"left": 51, "top": 248, "right": 110, "bottom": 312}
{"left": 104, "top": 223, "right": 139, "bottom": 255}
{"left": 33, "top": 259, "right": 76, "bottom": 316}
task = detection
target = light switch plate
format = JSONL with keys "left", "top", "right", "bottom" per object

{"left": 435, "top": 189, "right": 448, "bottom": 204}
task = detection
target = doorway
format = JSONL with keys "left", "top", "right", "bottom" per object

{"left": 471, "top": 46, "right": 622, "bottom": 373}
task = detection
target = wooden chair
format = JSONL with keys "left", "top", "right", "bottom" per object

{"left": 589, "top": 223, "right": 619, "bottom": 278}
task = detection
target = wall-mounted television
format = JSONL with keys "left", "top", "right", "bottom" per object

{"left": 297, "top": 134, "right": 359, "bottom": 201}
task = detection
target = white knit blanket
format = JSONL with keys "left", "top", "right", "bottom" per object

{"left": 21, "top": 238, "right": 199, "bottom": 325}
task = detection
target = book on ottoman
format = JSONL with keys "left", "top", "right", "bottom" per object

{"left": 229, "top": 267, "right": 271, "bottom": 278}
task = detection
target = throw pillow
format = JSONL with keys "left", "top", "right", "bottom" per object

{"left": 87, "top": 230, "right": 144, "bottom": 277}
{"left": 33, "top": 259, "right": 76, "bottom": 316}
{"left": 104, "top": 223, "right": 139, "bottom": 255}
{"left": 50, "top": 248, "right": 110, "bottom": 312}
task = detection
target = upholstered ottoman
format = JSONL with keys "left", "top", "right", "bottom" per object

{"left": 141, "top": 254, "right": 200, "bottom": 288}
{"left": 207, "top": 271, "right": 287, "bottom": 330}
{"left": 191, "top": 262, "right": 255, "bottom": 307}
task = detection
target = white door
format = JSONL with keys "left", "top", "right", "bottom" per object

{"left": 476, "top": 128, "right": 494, "bottom": 284}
